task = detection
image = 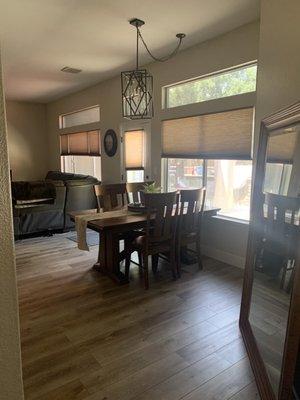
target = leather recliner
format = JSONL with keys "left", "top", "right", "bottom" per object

{"left": 13, "top": 171, "right": 99, "bottom": 237}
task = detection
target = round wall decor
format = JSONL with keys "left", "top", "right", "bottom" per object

{"left": 103, "top": 129, "right": 118, "bottom": 157}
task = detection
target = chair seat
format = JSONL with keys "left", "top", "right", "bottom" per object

{"left": 131, "top": 235, "right": 172, "bottom": 255}
{"left": 179, "top": 231, "right": 198, "bottom": 245}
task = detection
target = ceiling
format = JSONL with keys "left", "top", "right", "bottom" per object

{"left": 0, "top": 0, "right": 260, "bottom": 103}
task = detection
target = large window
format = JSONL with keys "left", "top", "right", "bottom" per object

{"left": 164, "top": 63, "right": 257, "bottom": 109}
{"left": 163, "top": 64, "right": 257, "bottom": 220}
{"left": 59, "top": 105, "right": 101, "bottom": 180}
{"left": 165, "top": 160, "right": 294, "bottom": 221}
{"left": 165, "top": 159, "right": 252, "bottom": 220}
{"left": 162, "top": 108, "right": 254, "bottom": 220}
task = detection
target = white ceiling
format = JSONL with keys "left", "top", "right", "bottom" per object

{"left": 0, "top": 0, "right": 260, "bottom": 103}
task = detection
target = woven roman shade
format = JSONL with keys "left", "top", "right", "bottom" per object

{"left": 267, "top": 131, "right": 298, "bottom": 164}
{"left": 162, "top": 108, "right": 254, "bottom": 159}
{"left": 124, "top": 130, "right": 144, "bottom": 170}
{"left": 60, "top": 130, "right": 101, "bottom": 156}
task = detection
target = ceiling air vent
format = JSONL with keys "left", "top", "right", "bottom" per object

{"left": 61, "top": 66, "right": 82, "bottom": 74}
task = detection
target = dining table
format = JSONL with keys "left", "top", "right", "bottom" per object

{"left": 69, "top": 206, "right": 220, "bottom": 285}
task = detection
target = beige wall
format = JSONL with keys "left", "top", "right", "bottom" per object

{"left": 0, "top": 53, "right": 24, "bottom": 399}
{"left": 6, "top": 101, "right": 48, "bottom": 181}
{"left": 254, "top": 0, "right": 300, "bottom": 150}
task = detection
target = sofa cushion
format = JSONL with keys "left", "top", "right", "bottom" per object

{"left": 46, "top": 171, "right": 74, "bottom": 181}
{"left": 64, "top": 179, "right": 98, "bottom": 187}
{"left": 46, "top": 170, "right": 98, "bottom": 183}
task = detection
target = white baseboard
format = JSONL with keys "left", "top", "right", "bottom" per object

{"left": 202, "top": 245, "right": 246, "bottom": 269}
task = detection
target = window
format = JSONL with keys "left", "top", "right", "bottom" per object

{"left": 62, "top": 155, "right": 101, "bottom": 181}
{"left": 165, "top": 159, "right": 295, "bottom": 221}
{"left": 165, "top": 159, "right": 252, "bottom": 220}
{"left": 264, "top": 163, "right": 292, "bottom": 195}
{"left": 162, "top": 64, "right": 257, "bottom": 220}
{"left": 126, "top": 170, "right": 144, "bottom": 183}
{"left": 60, "top": 130, "right": 101, "bottom": 156}
{"left": 60, "top": 106, "right": 100, "bottom": 129}
{"left": 59, "top": 106, "right": 101, "bottom": 179}
{"left": 164, "top": 64, "right": 257, "bottom": 109}
{"left": 166, "top": 159, "right": 204, "bottom": 191}
{"left": 206, "top": 160, "right": 252, "bottom": 220}
{"left": 162, "top": 107, "right": 254, "bottom": 220}
{"left": 124, "top": 130, "right": 145, "bottom": 183}
{"left": 162, "top": 108, "right": 254, "bottom": 160}
{"left": 60, "top": 130, "right": 101, "bottom": 180}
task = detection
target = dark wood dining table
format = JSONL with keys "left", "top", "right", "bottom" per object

{"left": 69, "top": 207, "right": 220, "bottom": 285}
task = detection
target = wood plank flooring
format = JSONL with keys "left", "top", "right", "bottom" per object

{"left": 16, "top": 232, "right": 260, "bottom": 400}
{"left": 250, "top": 270, "right": 291, "bottom": 394}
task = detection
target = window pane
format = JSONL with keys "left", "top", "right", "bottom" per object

{"left": 124, "top": 130, "right": 144, "bottom": 169}
{"left": 60, "top": 106, "right": 100, "bottom": 129}
{"left": 167, "top": 158, "right": 204, "bottom": 191}
{"left": 126, "top": 170, "right": 144, "bottom": 183}
{"left": 165, "top": 64, "right": 257, "bottom": 108}
{"left": 206, "top": 160, "right": 252, "bottom": 220}
{"left": 61, "top": 155, "right": 101, "bottom": 180}
{"left": 264, "top": 163, "right": 292, "bottom": 195}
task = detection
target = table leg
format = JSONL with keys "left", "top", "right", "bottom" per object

{"left": 93, "top": 232, "right": 105, "bottom": 272}
{"left": 93, "top": 230, "right": 129, "bottom": 285}
{"left": 106, "top": 231, "right": 129, "bottom": 285}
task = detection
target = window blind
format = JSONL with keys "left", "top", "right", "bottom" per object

{"left": 60, "top": 130, "right": 101, "bottom": 156}
{"left": 60, "top": 106, "right": 100, "bottom": 129}
{"left": 267, "top": 131, "right": 298, "bottom": 164}
{"left": 162, "top": 107, "right": 254, "bottom": 160}
{"left": 124, "top": 130, "right": 144, "bottom": 170}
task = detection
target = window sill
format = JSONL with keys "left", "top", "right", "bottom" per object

{"left": 211, "top": 214, "right": 250, "bottom": 225}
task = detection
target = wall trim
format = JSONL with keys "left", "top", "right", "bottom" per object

{"left": 202, "top": 244, "right": 246, "bottom": 269}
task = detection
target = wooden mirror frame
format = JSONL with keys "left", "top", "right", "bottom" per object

{"left": 239, "top": 102, "right": 300, "bottom": 400}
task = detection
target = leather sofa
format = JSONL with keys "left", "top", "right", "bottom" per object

{"left": 13, "top": 171, "right": 99, "bottom": 237}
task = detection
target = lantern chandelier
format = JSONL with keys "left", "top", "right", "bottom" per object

{"left": 121, "top": 18, "right": 186, "bottom": 120}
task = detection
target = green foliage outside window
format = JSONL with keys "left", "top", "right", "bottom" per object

{"left": 166, "top": 64, "right": 257, "bottom": 108}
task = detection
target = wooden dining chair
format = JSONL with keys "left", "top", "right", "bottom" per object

{"left": 125, "top": 191, "right": 179, "bottom": 289}
{"left": 259, "top": 192, "right": 300, "bottom": 290}
{"left": 94, "top": 183, "right": 128, "bottom": 269}
{"left": 94, "top": 183, "right": 127, "bottom": 212}
{"left": 126, "top": 181, "right": 154, "bottom": 204}
{"left": 176, "top": 187, "right": 206, "bottom": 277}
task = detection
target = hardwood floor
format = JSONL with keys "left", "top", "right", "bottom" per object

{"left": 249, "top": 270, "right": 291, "bottom": 394}
{"left": 16, "top": 233, "right": 260, "bottom": 400}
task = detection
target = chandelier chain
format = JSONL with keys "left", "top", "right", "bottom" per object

{"left": 137, "top": 27, "right": 184, "bottom": 64}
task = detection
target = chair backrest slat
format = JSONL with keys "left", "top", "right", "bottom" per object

{"left": 179, "top": 188, "right": 206, "bottom": 234}
{"left": 126, "top": 181, "right": 154, "bottom": 204}
{"left": 263, "top": 192, "right": 300, "bottom": 256}
{"left": 143, "top": 192, "right": 178, "bottom": 244}
{"left": 94, "top": 183, "right": 127, "bottom": 212}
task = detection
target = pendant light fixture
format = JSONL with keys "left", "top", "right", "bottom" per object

{"left": 121, "top": 18, "right": 185, "bottom": 120}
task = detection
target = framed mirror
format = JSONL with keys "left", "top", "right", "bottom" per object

{"left": 240, "top": 102, "right": 300, "bottom": 400}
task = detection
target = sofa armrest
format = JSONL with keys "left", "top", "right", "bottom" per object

{"left": 13, "top": 183, "right": 66, "bottom": 215}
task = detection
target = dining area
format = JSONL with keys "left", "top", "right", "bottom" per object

{"left": 70, "top": 182, "right": 219, "bottom": 289}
